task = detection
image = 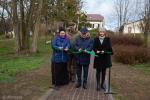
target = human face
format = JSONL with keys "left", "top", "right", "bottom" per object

{"left": 99, "top": 31, "right": 105, "bottom": 37}
{"left": 59, "top": 31, "right": 65, "bottom": 37}
{"left": 81, "top": 33, "right": 87, "bottom": 38}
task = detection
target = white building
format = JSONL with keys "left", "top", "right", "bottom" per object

{"left": 123, "top": 20, "right": 143, "bottom": 34}
{"left": 86, "top": 14, "right": 104, "bottom": 30}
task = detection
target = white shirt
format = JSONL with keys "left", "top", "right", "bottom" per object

{"left": 99, "top": 36, "right": 105, "bottom": 44}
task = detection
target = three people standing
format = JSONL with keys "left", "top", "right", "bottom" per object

{"left": 51, "top": 27, "right": 113, "bottom": 91}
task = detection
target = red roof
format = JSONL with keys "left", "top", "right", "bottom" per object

{"left": 87, "top": 14, "right": 104, "bottom": 21}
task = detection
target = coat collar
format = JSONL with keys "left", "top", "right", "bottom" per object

{"left": 97, "top": 37, "right": 106, "bottom": 45}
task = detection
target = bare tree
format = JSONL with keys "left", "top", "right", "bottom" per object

{"left": 143, "top": 0, "right": 150, "bottom": 44}
{"left": 137, "top": 0, "right": 150, "bottom": 46}
{"left": 1, "top": 0, "right": 83, "bottom": 53}
{"left": 0, "top": 0, "right": 7, "bottom": 36}
{"left": 0, "top": 0, "right": 12, "bottom": 18}
{"left": 12, "top": 0, "right": 21, "bottom": 52}
{"left": 31, "top": 0, "right": 44, "bottom": 53}
{"left": 114, "top": 0, "right": 130, "bottom": 33}
{"left": 0, "top": 0, "right": 12, "bottom": 37}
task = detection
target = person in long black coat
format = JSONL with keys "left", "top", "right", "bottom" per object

{"left": 93, "top": 27, "right": 113, "bottom": 91}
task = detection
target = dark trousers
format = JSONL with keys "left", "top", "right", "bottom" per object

{"left": 51, "top": 62, "right": 69, "bottom": 86}
{"left": 76, "top": 64, "right": 89, "bottom": 84}
{"left": 67, "top": 54, "right": 76, "bottom": 81}
{"left": 96, "top": 68, "right": 106, "bottom": 86}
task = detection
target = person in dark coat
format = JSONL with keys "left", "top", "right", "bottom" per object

{"left": 74, "top": 27, "right": 93, "bottom": 89}
{"left": 51, "top": 27, "right": 70, "bottom": 87}
{"left": 67, "top": 27, "right": 78, "bottom": 82}
{"left": 93, "top": 27, "right": 113, "bottom": 91}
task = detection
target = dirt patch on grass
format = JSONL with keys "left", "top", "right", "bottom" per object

{"left": 111, "top": 62, "right": 150, "bottom": 100}
{"left": 0, "top": 63, "right": 51, "bottom": 100}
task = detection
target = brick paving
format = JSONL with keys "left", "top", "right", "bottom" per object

{"left": 42, "top": 57, "right": 112, "bottom": 100}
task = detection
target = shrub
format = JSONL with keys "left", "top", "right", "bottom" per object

{"left": 110, "top": 35, "right": 145, "bottom": 46}
{"left": 106, "top": 30, "right": 115, "bottom": 36}
{"left": 89, "top": 29, "right": 98, "bottom": 38}
{"left": 113, "top": 45, "right": 150, "bottom": 64}
{"left": 90, "top": 29, "right": 115, "bottom": 38}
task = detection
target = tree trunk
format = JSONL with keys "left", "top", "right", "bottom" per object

{"left": 31, "top": 0, "right": 44, "bottom": 53}
{"left": 19, "top": 0, "right": 29, "bottom": 51}
{"left": 144, "top": 25, "right": 149, "bottom": 47}
{"left": 12, "top": 0, "right": 21, "bottom": 53}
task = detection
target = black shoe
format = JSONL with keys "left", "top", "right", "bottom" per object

{"left": 96, "top": 84, "right": 100, "bottom": 91}
{"left": 83, "top": 83, "right": 87, "bottom": 89}
{"left": 51, "top": 85, "right": 60, "bottom": 90}
{"left": 71, "top": 77, "right": 75, "bottom": 83}
{"left": 76, "top": 83, "right": 81, "bottom": 88}
{"left": 71, "top": 80, "right": 75, "bottom": 83}
{"left": 101, "top": 84, "right": 106, "bottom": 90}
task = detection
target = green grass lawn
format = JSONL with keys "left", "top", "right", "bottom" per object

{"left": 132, "top": 35, "right": 150, "bottom": 75}
{"left": 132, "top": 63, "right": 150, "bottom": 75}
{"left": 0, "top": 37, "right": 52, "bottom": 83}
{"left": 0, "top": 39, "right": 14, "bottom": 55}
{"left": 148, "top": 36, "right": 150, "bottom": 45}
{"left": 0, "top": 35, "right": 2, "bottom": 40}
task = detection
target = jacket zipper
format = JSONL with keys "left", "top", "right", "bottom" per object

{"left": 62, "top": 42, "right": 63, "bottom": 62}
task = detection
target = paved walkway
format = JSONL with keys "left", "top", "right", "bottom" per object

{"left": 40, "top": 57, "right": 113, "bottom": 100}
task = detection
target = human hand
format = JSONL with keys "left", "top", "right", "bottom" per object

{"left": 96, "top": 50, "right": 100, "bottom": 53}
{"left": 64, "top": 48, "right": 68, "bottom": 51}
{"left": 100, "top": 50, "right": 104, "bottom": 54}
{"left": 78, "top": 48, "right": 82, "bottom": 52}
{"left": 84, "top": 49, "right": 87, "bottom": 52}
{"left": 58, "top": 47, "right": 63, "bottom": 50}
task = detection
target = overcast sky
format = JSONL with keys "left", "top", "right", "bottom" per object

{"left": 82, "top": 0, "right": 142, "bottom": 30}
{"left": 82, "top": 0, "right": 116, "bottom": 30}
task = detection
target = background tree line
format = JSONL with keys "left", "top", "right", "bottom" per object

{"left": 0, "top": 0, "right": 84, "bottom": 53}
{"left": 114, "top": 0, "right": 150, "bottom": 45}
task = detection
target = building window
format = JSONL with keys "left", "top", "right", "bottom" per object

{"left": 98, "top": 24, "right": 100, "bottom": 28}
{"left": 102, "top": 23, "right": 104, "bottom": 27}
{"left": 128, "top": 27, "right": 132, "bottom": 33}
{"left": 93, "top": 24, "right": 94, "bottom": 28}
